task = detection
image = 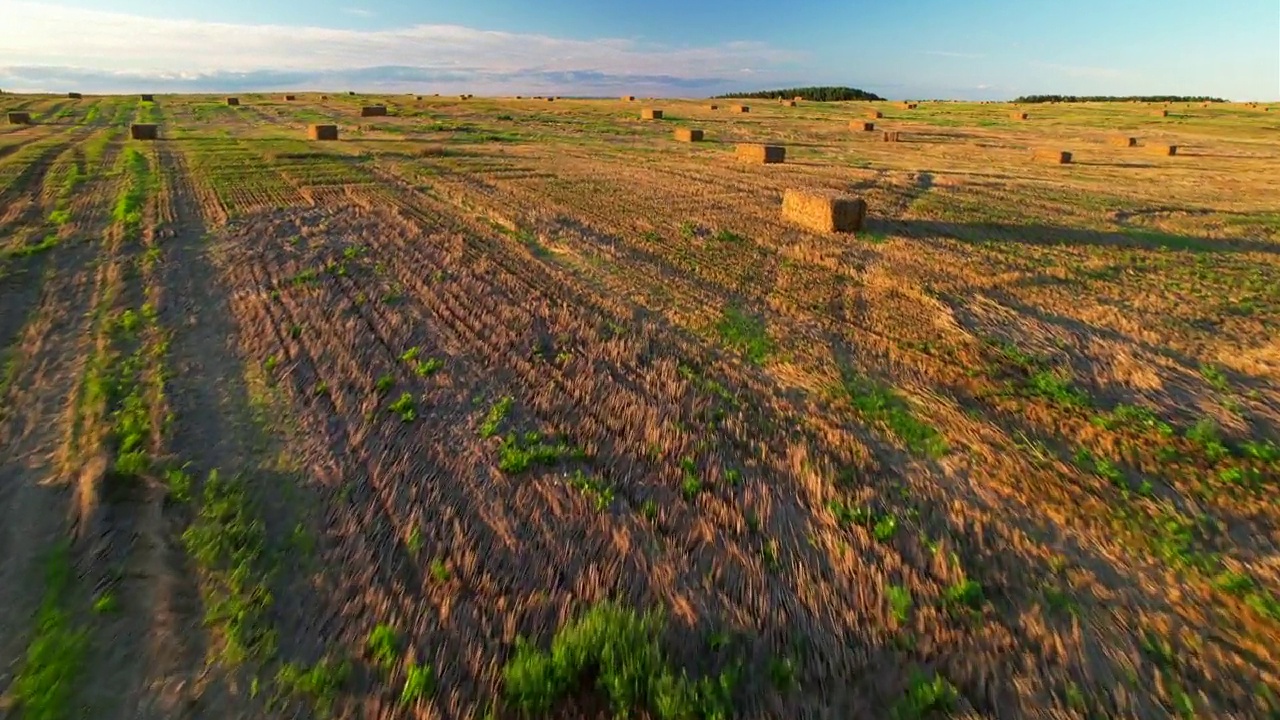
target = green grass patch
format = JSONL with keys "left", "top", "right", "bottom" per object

{"left": 479, "top": 395, "right": 513, "bottom": 438}
{"left": 276, "top": 658, "right": 349, "bottom": 716}
{"left": 401, "top": 662, "right": 435, "bottom": 705}
{"left": 12, "top": 542, "right": 88, "bottom": 720}
{"left": 497, "top": 432, "right": 585, "bottom": 474}
{"left": 502, "top": 601, "right": 737, "bottom": 719}
{"left": 365, "top": 624, "right": 401, "bottom": 672}
{"left": 715, "top": 306, "right": 772, "bottom": 365}
{"left": 837, "top": 367, "right": 948, "bottom": 458}
{"left": 112, "top": 147, "right": 153, "bottom": 239}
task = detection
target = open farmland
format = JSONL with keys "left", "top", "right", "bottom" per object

{"left": 1, "top": 91, "right": 1279, "bottom": 719}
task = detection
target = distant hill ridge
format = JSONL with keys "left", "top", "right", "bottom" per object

{"left": 714, "top": 86, "right": 885, "bottom": 102}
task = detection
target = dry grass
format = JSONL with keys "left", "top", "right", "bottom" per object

{"left": 735, "top": 143, "right": 785, "bottom": 163}
{"left": 782, "top": 188, "right": 867, "bottom": 233}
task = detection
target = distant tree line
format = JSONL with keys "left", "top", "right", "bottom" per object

{"left": 1012, "top": 94, "right": 1227, "bottom": 104}
{"left": 714, "top": 86, "right": 885, "bottom": 102}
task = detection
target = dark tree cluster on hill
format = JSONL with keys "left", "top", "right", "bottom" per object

{"left": 1012, "top": 94, "right": 1227, "bottom": 104}
{"left": 714, "top": 86, "right": 885, "bottom": 102}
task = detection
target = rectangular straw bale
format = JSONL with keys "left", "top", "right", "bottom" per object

{"left": 129, "top": 123, "right": 158, "bottom": 140}
{"left": 6, "top": 112, "right": 31, "bottom": 125}
{"left": 900, "top": 102, "right": 917, "bottom": 109}
{"left": 1010, "top": 111, "right": 1028, "bottom": 120}
{"left": 735, "top": 143, "right": 785, "bottom": 164}
{"left": 782, "top": 188, "right": 867, "bottom": 233}
{"left": 1108, "top": 135, "right": 1138, "bottom": 147}
{"left": 140, "top": 94, "right": 154, "bottom": 101}
{"left": 641, "top": 108, "right": 664, "bottom": 119}
{"left": 622, "top": 95, "right": 636, "bottom": 101}
{"left": 866, "top": 110, "right": 883, "bottom": 119}
{"left": 1153, "top": 110, "right": 1168, "bottom": 117}
{"left": 707, "top": 104, "right": 719, "bottom": 110}
{"left": 882, "top": 130, "right": 901, "bottom": 142}
{"left": 851, "top": 121, "right": 875, "bottom": 132}
{"left": 67, "top": 92, "right": 82, "bottom": 99}
{"left": 1146, "top": 144, "right": 1178, "bottom": 156}
{"left": 673, "top": 128, "right": 704, "bottom": 142}
{"left": 1033, "top": 149, "right": 1072, "bottom": 164}
{"left": 283, "top": 95, "right": 296, "bottom": 101}
{"left": 782, "top": 100, "right": 797, "bottom": 107}
{"left": 226, "top": 97, "right": 240, "bottom": 106}
{"left": 308, "top": 124, "right": 339, "bottom": 140}
{"left": 731, "top": 105, "right": 750, "bottom": 113}
{"left": 360, "top": 105, "right": 387, "bottom": 117}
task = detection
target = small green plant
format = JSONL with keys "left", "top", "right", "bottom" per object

{"left": 429, "top": 558, "right": 451, "bottom": 583}
{"left": 679, "top": 221, "right": 698, "bottom": 239}
{"left": 641, "top": 499, "right": 658, "bottom": 521}
{"left": 401, "top": 662, "right": 435, "bottom": 705}
{"left": 479, "top": 396, "right": 513, "bottom": 438}
{"left": 13, "top": 543, "right": 88, "bottom": 720}
{"left": 413, "top": 357, "right": 443, "bottom": 377}
{"left": 406, "top": 526, "right": 423, "bottom": 556}
{"left": 1200, "top": 363, "right": 1231, "bottom": 393}
{"left": 497, "top": 432, "right": 584, "bottom": 474}
{"left": 716, "top": 306, "right": 772, "bottom": 365}
{"left": 768, "top": 656, "right": 796, "bottom": 693}
{"left": 887, "top": 585, "right": 912, "bottom": 624}
{"left": 366, "top": 624, "right": 401, "bottom": 671}
{"left": 568, "top": 470, "right": 615, "bottom": 511}
{"left": 711, "top": 229, "right": 743, "bottom": 243}
{"left": 838, "top": 366, "right": 947, "bottom": 458}
{"left": 276, "top": 658, "right": 350, "bottom": 716}
{"left": 375, "top": 373, "right": 395, "bottom": 394}
{"left": 400, "top": 346, "right": 421, "bottom": 363}
{"left": 873, "top": 514, "right": 899, "bottom": 542}
{"left": 892, "top": 671, "right": 958, "bottom": 719}
{"left": 389, "top": 392, "right": 417, "bottom": 422}
{"left": 943, "top": 579, "right": 984, "bottom": 612}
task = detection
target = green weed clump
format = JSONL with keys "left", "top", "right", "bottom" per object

{"left": 503, "top": 602, "right": 736, "bottom": 719}
{"left": 497, "top": 432, "right": 585, "bottom": 474}
{"left": 479, "top": 395, "right": 513, "bottom": 438}
{"left": 715, "top": 306, "right": 772, "bottom": 364}
{"left": 276, "top": 658, "right": 350, "bottom": 716}
{"left": 12, "top": 543, "right": 88, "bottom": 720}
{"left": 838, "top": 367, "right": 948, "bottom": 459}
{"left": 112, "top": 147, "right": 152, "bottom": 238}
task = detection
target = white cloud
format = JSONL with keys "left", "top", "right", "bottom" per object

{"left": 0, "top": 2, "right": 803, "bottom": 84}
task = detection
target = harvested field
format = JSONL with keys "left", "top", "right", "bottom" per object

{"left": 1, "top": 93, "right": 1280, "bottom": 720}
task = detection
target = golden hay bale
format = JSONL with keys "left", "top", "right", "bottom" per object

{"left": 1146, "top": 144, "right": 1178, "bottom": 156}
{"left": 782, "top": 100, "right": 797, "bottom": 107}
{"left": 1153, "top": 110, "right": 1168, "bottom": 117}
{"left": 140, "top": 94, "right": 154, "bottom": 102}
{"left": 308, "top": 124, "right": 339, "bottom": 141}
{"left": 673, "top": 128, "right": 704, "bottom": 142}
{"left": 1108, "top": 135, "right": 1138, "bottom": 147}
{"left": 882, "top": 130, "right": 901, "bottom": 142}
{"left": 866, "top": 110, "right": 883, "bottom": 119}
{"left": 622, "top": 95, "right": 636, "bottom": 101}
{"left": 1033, "top": 149, "right": 1072, "bottom": 164}
{"left": 1010, "top": 111, "right": 1028, "bottom": 120}
{"left": 707, "top": 104, "right": 719, "bottom": 110}
{"left": 283, "top": 95, "right": 296, "bottom": 101}
{"left": 735, "top": 143, "right": 785, "bottom": 164}
{"left": 641, "top": 108, "right": 664, "bottom": 120}
{"left": 67, "top": 92, "right": 82, "bottom": 99}
{"left": 226, "top": 97, "right": 240, "bottom": 106}
{"left": 850, "top": 121, "right": 875, "bottom": 132}
{"left": 360, "top": 105, "right": 387, "bottom": 117}
{"left": 900, "top": 102, "right": 917, "bottom": 109}
{"left": 547, "top": 97, "right": 555, "bottom": 102}
{"left": 731, "top": 105, "right": 750, "bottom": 113}
{"left": 782, "top": 188, "right": 867, "bottom": 233}
{"left": 129, "top": 123, "right": 158, "bottom": 140}
{"left": 6, "top": 112, "right": 31, "bottom": 125}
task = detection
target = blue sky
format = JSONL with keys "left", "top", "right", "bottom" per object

{"left": 1, "top": 0, "right": 1276, "bottom": 99}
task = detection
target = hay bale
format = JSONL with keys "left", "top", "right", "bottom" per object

{"left": 1153, "top": 110, "right": 1168, "bottom": 117}
{"left": 1011, "top": 111, "right": 1028, "bottom": 120}
{"left": 226, "top": 97, "right": 240, "bottom": 106}
{"left": 67, "top": 92, "right": 82, "bottom": 99}
{"left": 850, "top": 121, "right": 875, "bottom": 132}
{"left": 1108, "top": 136, "right": 1138, "bottom": 147}
{"left": 360, "top": 105, "right": 387, "bottom": 117}
{"left": 673, "top": 128, "right": 704, "bottom": 142}
{"left": 6, "top": 112, "right": 31, "bottom": 125}
{"left": 882, "top": 130, "right": 901, "bottom": 142}
{"left": 140, "top": 94, "right": 154, "bottom": 102}
{"left": 1033, "top": 149, "right": 1072, "bottom": 164}
{"left": 731, "top": 105, "right": 750, "bottom": 113}
{"left": 283, "top": 95, "right": 296, "bottom": 101}
{"left": 622, "top": 95, "right": 636, "bottom": 101}
{"left": 321, "top": 95, "right": 329, "bottom": 100}
{"left": 782, "top": 188, "right": 867, "bottom": 233}
{"left": 707, "top": 104, "right": 719, "bottom": 110}
{"left": 782, "top": 100, "right": 797, "bottom": 107}
{"left": 1146, "top": 144, "right": 1178, "bottom": 156}
{"left": 308, "top": 124, "right": 339, "bottom": 141}
{"left": 460, "top": 94, "right": 469, "bottom": 100}
{"left": 866, "top": 110, "right": 883, "bottom": 119}
{"left": 129, "top": 124, "right": 158, "bottom": 140}
{"left": 547, "top": 97, "right": 555, "bottom": 102}
{"left": 641, "top": 108, "right": 664, "bottom": 120}
{"left": 735, "top": 143, "right": 785, "bottom": 164}
{"left": 900, "top": 102, "right": 917, "bottom": 109}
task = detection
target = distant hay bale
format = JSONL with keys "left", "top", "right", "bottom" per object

{"left": 730, "top": 105, "right": 750, "bottom": 113}
{"left": 67, "top": 92, "right": 82, "bottom": 99}
{"left": 308, "top": 124, "right": 339, "bottom": 141}
{"left": 547, "top": 97, "right": 555, "bottom": 102}
{"left": 1146, "top": 144, "right": 1178, "bottom": 156}
{"left": 735, "top": 143, "right": 785, "bottom": 164}
{"left": 129, "top": 123, "right": 158, "bottom": 140}
{"left": 283, "top": 95, "right": 296, "bottom": 101}
{"left": 1153, "top": 110, "right": 1168, "bottom": 117}
{"left": 622, "top": 95, "right": 636, "bottom": 101}
{"left": 641, "top": 108, "right": 664, "bottom": 120}
{"left": 140, "top": 94, "right": 154, "bottom": 102}
{"left": 673, "top": 128, "right": 704, "bottom": 142}
{"left": 360, "top": 105, "right": 387, "bottom": 117}
{"left": 882, "top": 130, "right": 901, "bottom": 142}
{"left": 707, "top": 104, "right": 719, "bottom": 110}
{"left": 6, "top": 112, "right": 31, "bottom": 125}
{"left": 415, "top": 95, "right": 423, "bottom": 100}
{"left": 1108, "top": 135, "right": 1138, "bottom": 147}
{"left": 1033, "top": 149, "right": 1072, "bottom": 164}
{"left": 900, "top": 102, "right": 917, "bottom": 109}
{"left": 415, "top": 144, "right": 446, "bottom": 157}
{"left": 782, "top": 188, "right": 867, "bottom": 233}
{"left": 1010, "top": 111, "right": 1028, "bottom": 120}
{"left": 866, "top": 110, "right": 883, "bottom": 119}
{"left": 348, "top": 91, "right": 357, "bottom": 95}
{"left": 460, "top": 94, "right": 469, "bottom": 100}
{"left": 782, "top": 100, "right": 797, "bottom": 107}
{"left": 226, "top": 97, "right": 240, "bottom": 106}
{"left": 850, "top": 121, "right": 875, "bottom": 132}
{"left": 320, "top": 95, "right": 329, "bottom": 100}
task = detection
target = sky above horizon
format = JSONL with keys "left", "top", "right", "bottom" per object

{"left": 1, "top": 0, "right": 1277, "bottom": 100}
